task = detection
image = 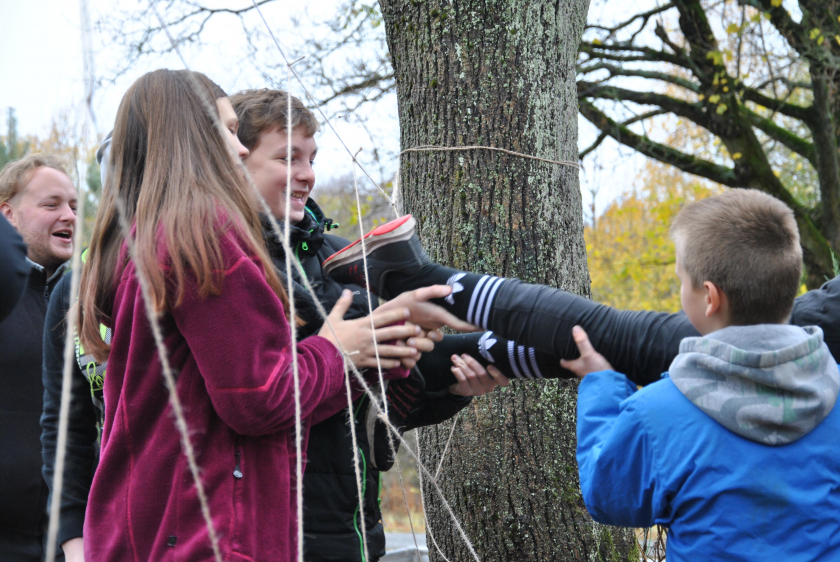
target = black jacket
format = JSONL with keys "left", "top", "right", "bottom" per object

{"left": 0, "top": 214, "right": 29, "bottom": 323}
{"left": 266, "top": 200, "right": 471, "bottom": 562}
{"left": 40, "top": 271, "right": 99, "bottom": 548}
{"left": 0, "top": 260, "right": 66, "bottom": 560}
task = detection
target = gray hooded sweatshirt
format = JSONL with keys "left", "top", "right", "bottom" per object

{"left": 669, "top": 324, "right": 840, "bottom": 445}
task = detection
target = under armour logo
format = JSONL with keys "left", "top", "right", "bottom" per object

{"left": 478, "top": 331, "right": 497, "bottom": 363}
{"left": 444, "top": 273, "right": 467, "bottom": 305}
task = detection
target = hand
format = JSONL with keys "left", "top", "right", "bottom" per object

{"left": 448, "top": 354, "right": 510, "bottom": 396}
{"left": 559, "top": 325, "right": 614, "bottom": 379}
{"left": 378, "top": 285, "right": 480, "bottom": 333}
{"left": 318, "top": 290, "right": 423, "bottom": 369}
{"left": 62, "top": 537, "right": 85, "bottom": 562}
{"left": 392, "top": 329, "right": 437, "bottom": 369}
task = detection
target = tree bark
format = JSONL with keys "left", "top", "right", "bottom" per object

{"left": 379, "top": 1, "right": 635, "bottom": 560}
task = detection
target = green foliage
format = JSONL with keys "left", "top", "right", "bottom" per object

{"left": 587, "top": 161, "right": 721, "bottom": 312}
{"left": 0, "top": 108, "right": 31, "bottom": 169}
{"left": 311, "top": 173, "right": 394, "bottom": 234}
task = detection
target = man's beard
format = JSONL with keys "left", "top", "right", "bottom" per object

{"left": 19, "top": 224, "right": 71, "bottom": 272}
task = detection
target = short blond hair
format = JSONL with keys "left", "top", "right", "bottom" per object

{"left": 0, "top": 153, "right": 69, "bottom": 204}
{"left": 671, "top": 189, "right": 802, "bottom": 325}
{"left": 230, "top": 89, "right": 320, "bottom": 150}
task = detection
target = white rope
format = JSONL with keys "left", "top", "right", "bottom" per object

{"left": 245, "top": 5, "right": 484, "bottom": 560}
{"left": 44, "top": 114, "right": 87, "bottom": 562}
{"left": 151, "top": 5, "right": 482, "bottom": 561}
{"left": 415, "top": 428, "right": 454, "bottom": 562}
{"left": 281, "top": 52, "right": 306, "bottom": 562}
{"left": 400, "top": 145, "right": 581, "bottom": 170}
{"left": 248, "top": 0, "right": 399, "bottom": 217}
{"left": 434, "top": 411, "right": 460, "bottom": 482}
{"left": 349, "top": 152, "right": 378, "bottom": 559}
{"left": 344, "top": 363, "right": 370, "bottom": 562}
{"left": 352, "top": 151, "right": 429, "bottom": 557}
{"left": 45, "top": 2, "right": 100, "bottom": 560}
{"left": 392, "top": 438, "right": 423, "bottom": 558}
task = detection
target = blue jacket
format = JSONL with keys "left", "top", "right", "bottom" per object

{"left": 577, "top": 370, "right": 840, "bottom": 561}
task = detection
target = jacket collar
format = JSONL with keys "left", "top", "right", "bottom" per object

{"left": 26, "top": 258, "right": 69, "bottom": 291}
{"left": 262, "top": 198, "right": 339, "bottom": 261}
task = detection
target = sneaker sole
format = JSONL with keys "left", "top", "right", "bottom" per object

{"left": 323, "top": 215, "right": 416, "bottom": 274}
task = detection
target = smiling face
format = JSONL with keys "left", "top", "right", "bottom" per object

{"left": 243, "top": 126, "right": 317, "bottom": 225}
{"left": 1, "top": 166, "right": 77, "bottom": 275}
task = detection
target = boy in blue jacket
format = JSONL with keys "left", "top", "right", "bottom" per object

{"left": 562, "top": 188, "right": 840, "bottom": 561}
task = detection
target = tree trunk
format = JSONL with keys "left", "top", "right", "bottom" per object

{"left": 379, "top": 1, "right": 636, "bottom": 560}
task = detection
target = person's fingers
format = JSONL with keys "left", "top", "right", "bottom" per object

{"left": 326, "top": 289, "right": 354, "bottom": 321}
{"left": 407, "top": 336, "right": 435, "bottom": 353}
{"left": 410, "top": 284, "right": 453, "bottom": 302}
{"left": 450, "top": 365, "right": 467, "bottom": 384}
{"left": 358, "top": 358, "right": 401, "bottom": 370}
{"left": 460, "top": 354, "right": 485, "bottom": 374}
{"left": 371, "top": 344, "right": 419, "bottom": 358}
{"left": 435, "top": 310, "right": 480, "bottom": 332}
{"left": 571, "top": 325, "right": 596, "bottom": 357}
{"left": 373, "top": 324, "right": 422, "bottom": 342}
{"left": 400, "top": 357, "right": 418, "bottom": 369}
{"left": 463, "top": 356, "right": 497, "bottom": 393}
{"left": 487, "top": 365, "right": 510, "bottom": 386}
{"left": 428, "top": 329, "right": 443, "bottom": 342}
{"left": 370, "top": 307, "right": 411, "bottom": 328}
{"left": 559, "top": 357, "right": 586, "bottom": 379}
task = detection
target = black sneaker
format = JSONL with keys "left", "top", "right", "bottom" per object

{"left": 322, "top": 214, "right": 430, "bottom": 299}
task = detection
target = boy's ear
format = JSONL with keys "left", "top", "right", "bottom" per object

{"left": 703, "top": 281, "right": 725, "bottom": 318}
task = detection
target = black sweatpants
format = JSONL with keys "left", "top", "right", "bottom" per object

{"left": 487, "top": 280, "right": 698, "bottom": 386}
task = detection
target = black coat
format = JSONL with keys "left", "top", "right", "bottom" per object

{"left": 0, "top": 214, "right": 29, "bottom": 323}
{"left": 40, "top": 272, "right": 99, "bottom": 549}
{"left": 0, "top": 260, "right": 66, "bottom": 561}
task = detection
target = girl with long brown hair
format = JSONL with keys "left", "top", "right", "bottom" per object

{"left": 77, "top": 69, "right": 422, "bottom": 561}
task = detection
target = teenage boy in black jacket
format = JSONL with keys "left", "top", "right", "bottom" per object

{"left": 0, "top": 154, "right": 76, "bottom": 562}
{"left": 233, "top": 89, "right": 513, "bottom": 562}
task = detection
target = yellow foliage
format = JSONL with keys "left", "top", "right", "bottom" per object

{"left": 586, "top": 163, "right": 721, "bottom": 312}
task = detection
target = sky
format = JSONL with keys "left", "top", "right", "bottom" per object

{"left": 0, "top": 0, "right": 647, "bottom": 220}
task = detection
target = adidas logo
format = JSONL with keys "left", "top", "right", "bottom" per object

{"left": 478, "top": 331, "right": 497, "bottom": 363}
{"left": 444, "top": 272, "right": 467, "bottom": 305}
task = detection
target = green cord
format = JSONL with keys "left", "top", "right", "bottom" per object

{"left": 353, "top": 446, "right": 368, "bottom": 562}
{"left": 352, "top": 396, "right": 369, "bottom": 562}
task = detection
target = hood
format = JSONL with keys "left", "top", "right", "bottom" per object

{"left": 261, "top": 198, "right": 339, "bottom": 261}
{"left": 669, "top": 324, "right": 839, "bottom": 445}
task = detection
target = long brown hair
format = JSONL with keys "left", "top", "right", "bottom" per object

{"left": 79, "top": 69, "right": 289, "bottom": 361}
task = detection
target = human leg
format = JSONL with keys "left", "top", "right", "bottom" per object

{"left": 325, "top": 216, "right": 698, "bottom": 386}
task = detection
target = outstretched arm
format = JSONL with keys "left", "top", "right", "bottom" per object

{"left": 576, "top": 369, "right": 658, "bottom": 527}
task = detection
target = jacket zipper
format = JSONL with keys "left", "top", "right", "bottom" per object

{"left": 233, "top": 451, "right": 243, "bottom": 479}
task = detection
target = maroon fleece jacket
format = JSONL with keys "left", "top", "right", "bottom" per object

{"left": 84, "top": 228, "right": 353, "bottom": 561}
